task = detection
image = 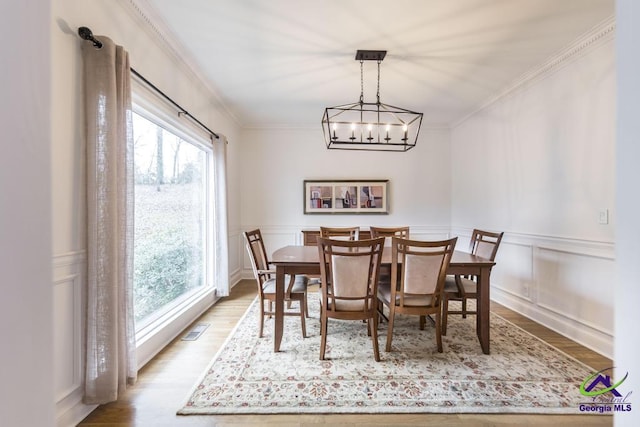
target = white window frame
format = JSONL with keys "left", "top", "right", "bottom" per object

{"left": 131, "top": 79, "right": 218, "bottom": 366}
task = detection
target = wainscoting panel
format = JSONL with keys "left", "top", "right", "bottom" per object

{"left": 536, "top": 246, "right": 614, "bottom": 335}
{"left": 53, "top": 251, "right": 95, "bottom": 427}
{"left": 228, "top": 230, "right": 242, "bottom": 286}
{"left": 474, "top": 230, "right": 616, "bottom": 358}
{"left": 53, "top": 273, "right": 81, "bottom": 402}
{"left": 409, "top": 230, "right": 451, "bottom": 241}
{"left": 263, "top": 230, "right": 301, "bottom": 259}
{"left": 491, "top": 241, "right": 534, "bottom": 303}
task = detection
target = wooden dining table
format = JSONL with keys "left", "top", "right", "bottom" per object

{"left": 271, "top": 244, "right": 497, "bottom": 354}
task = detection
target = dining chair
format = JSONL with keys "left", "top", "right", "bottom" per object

{"left": 369, "top": 226, "right": 410, "bottom": 241}
{"left": 315, "top": 227, "right": 361, "bottom": 287}
{"left": 243, "top": 229, "right": 309, "bottom": 338}
{"left": 317, "top": 236, "right": 385, "bottom": 361}
{"left": 369, "top": 226, "right": 410, "bottom": 284}
{"left": 377, "top": 236, "right": 457, "bottom": 353}
{"left": 441, "top": 229, "right": 504, "bottom": 335}
{"left": 319, "top": 226, "right": 360, "bottom": 240}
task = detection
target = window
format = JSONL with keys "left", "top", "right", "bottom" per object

{"left": 131, "top": 109, "right": 213, "bottom": 331}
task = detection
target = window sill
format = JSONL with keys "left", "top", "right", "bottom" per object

{"left": 135, "top": 286, "right": 219, "bottom": 369}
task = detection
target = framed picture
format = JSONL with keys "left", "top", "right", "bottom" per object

{"left": 303, "top": 180, "right": 389, "bottom": 214}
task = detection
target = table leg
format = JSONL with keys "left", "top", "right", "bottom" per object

{"left": 477, "top": 266, "right": 491, "bottom": 354}
{"left": 274, "top": 266, "right": 285, "bottom": 352}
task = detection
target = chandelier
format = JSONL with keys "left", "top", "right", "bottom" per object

{"left": 322, "top": 50, "right": 423, "bottom": 152}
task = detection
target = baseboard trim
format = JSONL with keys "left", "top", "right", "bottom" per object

{"left": 56, "top": 397, "right": 96, "bottom": 427}
{"left": 492, "top": 287, "right": 613, "bottom": 360}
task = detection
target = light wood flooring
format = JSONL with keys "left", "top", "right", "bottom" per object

{"left": 78, "top": 280, "right": 612, "bottom": 426}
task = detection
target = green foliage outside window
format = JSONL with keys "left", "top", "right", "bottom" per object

{"left": 133, "top": 112, "right": 206, "bottom": 326}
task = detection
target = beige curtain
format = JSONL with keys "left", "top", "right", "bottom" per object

{"left": 213, "top": 135, "right": 230, "bottom": 296}
{"left": 81, "top": 36, "right": 137, "bottom": 404}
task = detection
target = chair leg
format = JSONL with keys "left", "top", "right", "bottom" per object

{"left": 435, "top": 313, "right": 443, "bottom": 353}
{"left": 259, "top": 300, "right": 265, "bottom": 338}
{"left": 377, "top": 301, "right": 389, "bottom": 323}
{"left": 419, "top": 315, "right": 425, "bottom": 330}
{"left": 304, "top": 292, "right": 310, "bottom": 318}
{"left": 299, "top": 301, "right": 307, "bottom": 338}
{"left": 319, "top": 315, "right": 328, "bottom": 360}
{"left": 462, "top": 298, "right": 467, "bottom": 319}
{"left": 441, "top": 295, "right": 449, "bottom": 336}
{"left": 385, "top": 307, "right": 395, "bottom": 352}
{"left": 370, "top": 315, "right": 380, "bottom": 362}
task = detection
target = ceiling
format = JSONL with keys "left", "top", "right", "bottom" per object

{"left": 140, "top": 0, "right": 614, "bottom": 128}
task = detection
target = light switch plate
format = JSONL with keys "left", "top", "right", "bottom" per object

{"left": 598, "top": 208, "right": 609, "bottom": 225}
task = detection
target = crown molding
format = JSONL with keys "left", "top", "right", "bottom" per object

{"left": 120, "top": 0, "right": 242, "bottom": 127}
{"left": 453, "top": 15, "right": 616, "bottom": 129}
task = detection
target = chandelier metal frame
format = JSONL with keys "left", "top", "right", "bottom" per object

{"left": 322, "top": 50, "right": 423, "bottom": 152}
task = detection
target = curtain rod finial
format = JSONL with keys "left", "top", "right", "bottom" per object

{"left": 78, "top": 26, "right": 103, "bottom": 49}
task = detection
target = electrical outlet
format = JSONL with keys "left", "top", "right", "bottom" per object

{"left": 598, "top": 208, "right": 609, "bottom": 225}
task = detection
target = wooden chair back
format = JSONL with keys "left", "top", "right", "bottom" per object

{"left": 243, "top": 229, "right": 271, "bottom": 296}
{"left": 369, "top": 226, "right": 409, "bottom": 239}
{"left": 469, "top": 229, "right": 504, "bottom": 261}
{"left": 319, "top": 226, "right": 360, "bottom": 241}
{"left": 378, "top": 236, "right": 457, "bottom": 353}
{"left": 391, "top": 237, "right": 457, "bottom": 312}
{"left": 440, "top": 229, "right": 503, "bottom": 336}
{"left": 316, "top": 236, "right": 385, "bottom": 361}
{"left": 369, "top": 226, "right": 410, "bottom": 280}
{"left": 369, "top": 226, "right": 409, "bottom": 244}
{"left": 244, "top": 228, "right": 308, "bottom": 338}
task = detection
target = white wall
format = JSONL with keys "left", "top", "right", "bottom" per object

{"left": 451, "top": 25, "right": 615, "bottom": 357}
{"left": 238, "top": 126, "right": 452, "bottom": 268}
{"left": 615, "top": 0, "right": 640, "bottom": 425}
{"left": 0, "top": 2, "right": 54, "bottom": 427}
{"left": 51, "top": 0, "right": 241, "bottom": 424}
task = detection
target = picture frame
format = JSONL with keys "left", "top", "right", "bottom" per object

{"left": 303, "top": 179, "right": 389, "bottom": 214}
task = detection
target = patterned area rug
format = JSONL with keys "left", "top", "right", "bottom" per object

{"left": 178, "top": 293, "right": 599, "bottom": 414}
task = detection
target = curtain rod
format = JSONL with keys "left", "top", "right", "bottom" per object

{"left": 77, "top": 26, "right": 220, "bottom": 140}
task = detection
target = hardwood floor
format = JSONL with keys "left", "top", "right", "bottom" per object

{"left": 78, "top": 280, "right": 612, "bottom": 426}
